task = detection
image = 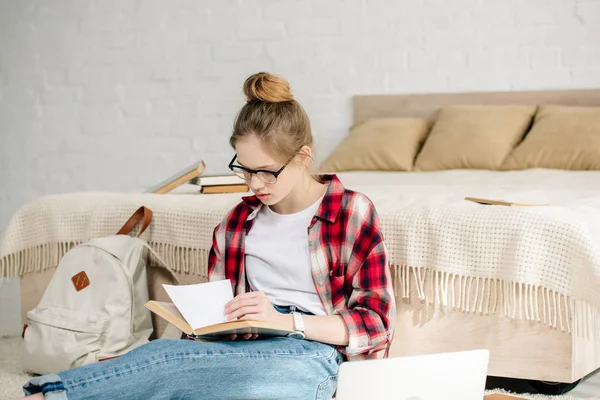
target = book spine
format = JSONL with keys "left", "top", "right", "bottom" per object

{"left": 200, "top": 184, "right": 249, "bottom": 194}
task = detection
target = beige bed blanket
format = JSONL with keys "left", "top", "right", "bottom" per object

{"left": 2, "top": 169, "right": 600, "bottom": 337}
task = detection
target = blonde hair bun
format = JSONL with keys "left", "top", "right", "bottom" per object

{"left": 243, "top": 72, "right": 294, "bottom": 103}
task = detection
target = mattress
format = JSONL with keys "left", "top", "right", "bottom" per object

{"left": 336, "top": 169, "right": 600, "bottom": 239}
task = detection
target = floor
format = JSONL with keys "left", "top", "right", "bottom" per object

{"left": 0, "top": 278, "right": 21, "bottom": 337}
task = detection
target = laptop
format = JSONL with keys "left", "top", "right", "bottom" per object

{"left": 335, "top": 349, "right": 490, "bottom": 400}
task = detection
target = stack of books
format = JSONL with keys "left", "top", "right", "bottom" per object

{"left": 197, "top": 174, "right": 249, "bottom": 194}
{"left": 144, "top": 160, "right": 249, "bottom": 195}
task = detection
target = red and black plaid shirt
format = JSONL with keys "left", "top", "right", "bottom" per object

{"left": 208, "top": 174, "right": 395, "bottom": 360}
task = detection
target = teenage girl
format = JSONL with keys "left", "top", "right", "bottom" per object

{"left": 19, "top": 72, "right": 395, "bottom": 400}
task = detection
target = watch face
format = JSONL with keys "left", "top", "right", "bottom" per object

{"left": 288, "top": 332, "right": 305, "bottom": 340}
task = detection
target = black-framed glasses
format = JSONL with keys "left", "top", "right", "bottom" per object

{"left": 228, "top": 154, "right": 296, "bottom": 184}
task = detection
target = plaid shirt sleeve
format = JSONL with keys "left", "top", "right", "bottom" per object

{"left": 207, "top": 222, "right": 225, "bottom": 282}
{"left": 207, "top": 202, "right": 251, "bottom": 290}
{"left": 334, "top": 195, "right": 396, "bottom": 358}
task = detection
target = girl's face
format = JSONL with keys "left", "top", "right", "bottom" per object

{"left": 233, "top": 134, "right": 304, "bottom": 206}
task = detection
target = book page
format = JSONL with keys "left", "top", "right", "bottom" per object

{"left": 162, "top": 279, "right": 234, "bottom": 331}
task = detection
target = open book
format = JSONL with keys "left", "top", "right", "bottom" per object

{"left": 145, "top": 280, "right": 294, "bottom": 339}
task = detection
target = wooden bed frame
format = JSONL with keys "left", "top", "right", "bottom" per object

{"left": 354, "top": 88, "right": 600, "bottom": 384}
{"left": 354, "top": 88, "right": 600, "bottom": 123}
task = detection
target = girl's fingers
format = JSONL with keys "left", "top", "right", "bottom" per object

{"left": 238, "top": 313, "right": 263, "bottom": 321}
{"left": 227, "top": 291, "right": 262, "bottom": 305}
{"left": 227, "top": 333, "right": 257, "bottom": 340}
{"left": 225, "top": 296, "right": 263, "bottom": 313}
{"left": 227, "top": 306, "right": 261, "bottom": 320}
{"left": 231, "top": 298, "right": 259, "bottom": 309}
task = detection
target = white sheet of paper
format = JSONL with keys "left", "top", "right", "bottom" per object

{"left": 162, "top": 279, "right": 233, "bottom": 330}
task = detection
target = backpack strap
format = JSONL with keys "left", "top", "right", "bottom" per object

{"left": 117, "top": 206, "right": 153, "bottom": 237}
{"left": 141, "top": 242, "right": 184, "bottom": 340}
{"left": 113, "top": 207, "right": 183, "bottom": 341}
{"left": 117, "top": 206, "right": 180, "bottom": 287}
{"left": 121, "top": 207, "right": 184, "bottom": 340}
{"left": 141, "top": 241, "right": 180, "bottom": 286}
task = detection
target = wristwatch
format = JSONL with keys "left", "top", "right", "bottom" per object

{"left": 288, "top": 312, "right": 306, "bottom": 340}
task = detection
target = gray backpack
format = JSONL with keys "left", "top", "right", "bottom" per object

{"left": 22, "top": 206, "right": 178, "bottom": 374}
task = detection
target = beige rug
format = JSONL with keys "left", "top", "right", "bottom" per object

{"left": 1, "top": 336, "right": 598, "bottom": 400}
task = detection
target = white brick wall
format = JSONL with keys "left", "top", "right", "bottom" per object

{"left": 1, "top": 0, "right": 599, "bottom": 335}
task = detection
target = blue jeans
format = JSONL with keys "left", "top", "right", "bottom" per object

{"left": 22, "top": 306, "right": 343, "bottom": 400}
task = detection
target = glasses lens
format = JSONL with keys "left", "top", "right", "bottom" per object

{"left": 231, "top": 167, "right": 251, "bottom": 181}
{"left": 257, "top": 171, "right": 277, "bottom": 184}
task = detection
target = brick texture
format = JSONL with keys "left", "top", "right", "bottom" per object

{"left": 0, "top": 0, "right": 599, "bottom": 335}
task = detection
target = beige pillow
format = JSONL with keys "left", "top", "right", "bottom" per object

{"left": 501, "top": 105, "right": 600, "bottom": 170}
{"left": 319, "top": 118, "right": 432, "bottom": 172}
{"left": 413, "top": 105, "right": 537, "bottom": 171}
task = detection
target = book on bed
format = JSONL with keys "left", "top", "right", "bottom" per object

{"left": 145, "top": 161, "right": 206, "bottom": 194}
{"left": 464, "top": 197, "right": 549, "bottom": 207}
{"left": 200, "top": 183, "right": 249, "bottom": 194}
{"left": 198, "top": 174, "right": 246, "bottom": 186}
{"left": 196, "top": 174, "right": 249, "bottom": 194}
{"left": 145, "top": 280, "right": 294, "bottom": 340}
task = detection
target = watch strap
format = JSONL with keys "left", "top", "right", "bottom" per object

{"left": 292, "top": 312, "right": 305, "bottom": 333}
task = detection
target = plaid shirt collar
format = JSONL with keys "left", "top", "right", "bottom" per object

{"left": 240, "top": 174, "right": 344, "bottom": 223}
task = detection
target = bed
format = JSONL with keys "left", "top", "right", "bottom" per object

{"left": 342, "top": 89, "right": 600, "bottom": 385}
{"left": 340, "top": 169, "right": 600, "bottom": 384}
{"left": 2, "top": 88, "right": 600, "bottom": 387}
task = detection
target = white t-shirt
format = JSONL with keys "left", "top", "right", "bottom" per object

{"left": 244, "top": 196, "right": 327, "bottom": 316}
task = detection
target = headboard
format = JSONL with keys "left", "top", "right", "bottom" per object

{"left": 353, "top": 88, "right": 600, "bottom": 124}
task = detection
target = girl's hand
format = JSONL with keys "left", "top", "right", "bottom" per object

{"left": 224, "top": 291, "right": 285, "bottom": 326}
{"left": 227, "top": 332, "right": 258, "bottom": 341}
